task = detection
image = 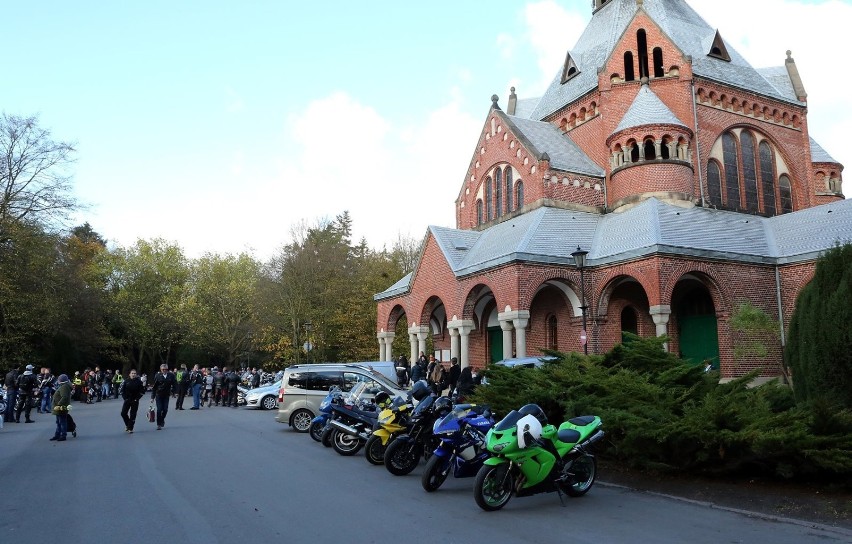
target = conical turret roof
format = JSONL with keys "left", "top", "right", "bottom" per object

{"left": 613, "top": 83, "right": 687, "bottom": 134}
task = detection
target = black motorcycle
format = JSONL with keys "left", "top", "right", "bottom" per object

{"left": 325, "top": 382, "right": 382, "bottom": 456}
{"left": 384, "top": 395, "right": 454, "bottom": 476}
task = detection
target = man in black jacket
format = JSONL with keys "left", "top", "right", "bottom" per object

{"left": 120, "top": 369, "right": 146, "bottom": 433}
{"left": 4, "top": 365, "right": 20, "bottom": 423}
{"left": 151, "top": 364, "right": 177, "bottom": 430}
{"left": 224, "top": 367, "right": 240, "bottom": 408}
{"left": 15, "top": 365, "right": 39, "bottom": 423}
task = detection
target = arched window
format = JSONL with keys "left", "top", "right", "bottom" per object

{"left": 722, "top": 133, "right": 741, "bottom": 209}
{"left": 652, "top": 47, "right": 664, "bottom": 78}
{"left": 495, "top": 168, "right": 503, "bottom": 217}
{"left": 547, "top": 315, "right": 558, "bottom": 350}
{"left": 740, "top": 131, "right": 758, "bottom": 211}
{"left": 485, "top": 176, "right": 493, "bottom": 221}
{"left": 516, "top": 181, "right": 524, "bottom": 209}
{"left": 759, "top": 141, "right": 776, "bottom": 215}
{"left": 505, "top": 167, "right": 513, "bottom": 212}
{"left": 644, "top": 139, "right": 656, "bottom": 160}
{"left": 779, "top": 175, "right": 793, "bottom": 214}
{"left": 637, "top": 29, "right": 649, "bottom": 79}
{"left": 624, "top": 51, "right": 635, "bottom": 82}
{"left": 476, "top": 200, "right": 483, "bottom": 225}
{"left": 707, "top": 161, "right": 723, "bottom": 207}
{"left": 630, "top": 144, "right": 640, "bottom": 163}
{"left": 660, "top": 137, "right": 671, "bottom": 160}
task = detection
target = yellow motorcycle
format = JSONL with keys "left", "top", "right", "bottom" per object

{"left": 364, "top": 381, "right": 430, "bottom": 465}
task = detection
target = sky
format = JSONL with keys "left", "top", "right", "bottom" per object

{"left": 5, "top": 0, "right": 850, "bottom": 259}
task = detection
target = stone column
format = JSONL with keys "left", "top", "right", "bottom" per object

{"left": 448, "top": 319, "right": 475, "bottom": 369}
{"left": 408, "top": 329, "right": 418, "bottom": 363}
{"left": 449, "top": 328, "right": 460, "bottom": 363}
{"left": 376, "top": 332, "right": 388, "bottom": 361}
{"left": 649, "top": 305, "right": 672, "bottom": 351}
{"left": 499, "top": 310, "right": 530, "bottom": 358}
{"left": 416, "top": 327, "right": 430, "bottom": 358}
{"left": 500, "top": 319, "right": 514, "bottom": 362}
{"left": 381, "top": 332, "right": 395, "bottom": 361}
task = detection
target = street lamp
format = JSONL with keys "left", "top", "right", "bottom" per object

{"left": 303, "top": 321, "right": 313, "bottom": 363}
{"left": 571, "top": 246, "right": 589, "bottom": 355}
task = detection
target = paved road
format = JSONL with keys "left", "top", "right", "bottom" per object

{"left": 1, "top": 400, "right": 849, "bottom": 544}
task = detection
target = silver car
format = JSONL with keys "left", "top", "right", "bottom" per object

{"left": 238, "top": 380, "right": 281, "bottom": 410}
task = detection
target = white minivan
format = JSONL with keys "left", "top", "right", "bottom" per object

{"left": 275, "top": 362, "right": 405, "bottom": 432}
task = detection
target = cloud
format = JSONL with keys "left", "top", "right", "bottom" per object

{"left": 523, "top": 1, "right": 588, "bottom": 93}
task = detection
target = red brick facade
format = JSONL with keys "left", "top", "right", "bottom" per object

{"left": 376, "top": 1, "right": 844, "bottom": 380}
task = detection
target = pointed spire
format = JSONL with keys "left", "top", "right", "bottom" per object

{"left": 785, "top": 50, "right": 808, "bottom": 102}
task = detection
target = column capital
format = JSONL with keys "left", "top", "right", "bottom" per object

{"left": 408, "top": 324, "right": 430, "bottom": 335}
{"left": 649, "top": 305, "right": 671, "bottom": 325}
{"left": 376, "top": 331, "right": 396, "bottom": 340}
{"left": 498, "top": 310, "right": 530, "bottom": 322}
{"left": 499, "top": 320, "right": 514, "bottom": 332}
{"left": 448, "top": 319, "right": 476, "bottom": 335}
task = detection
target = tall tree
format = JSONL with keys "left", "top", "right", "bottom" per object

{"left": 0, "top": 113, "right": 77, "bottom": 236}
{"left": 187, "top": 252, "right": 260, "bottom": 366}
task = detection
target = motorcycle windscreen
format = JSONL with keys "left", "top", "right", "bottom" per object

{"left": 493, "top": 410, "right": 522, "bottom": 432}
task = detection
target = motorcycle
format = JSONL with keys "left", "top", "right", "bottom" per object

{"left": 384, "top": 394, "right": 454, "bottom": 476}
{"left": 326, "top": 382, "right": 383, "bottom": 456}
{"left": 421, "top": 403, "right": 495, "bottom": 492}
{"left": 309, "top": 386, "right": 345, "bottom": 442}
{"left": 364, "top": 380, "right": 431, "bottom": 465}
{"left": 472, "top": 404, "right": 605, "bottom": 511}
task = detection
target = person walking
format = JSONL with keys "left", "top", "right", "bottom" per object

{"left": 120, "top": 369, "right": 145, "bottom": 433}
{"left": 50, "top": 374, "right": 72, "bottom": 441}
{"left": 189, "top": 365, "right": 203, "bottom": 410}
{"left": 150, "top": 364, "right": 176, "bottom": 430}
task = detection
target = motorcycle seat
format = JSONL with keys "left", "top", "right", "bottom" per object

{"left": 557, "top": 428, "right": 581, "bottom": 444}
{"left": 568, "top": 415, "right": 596, "bottom": 427}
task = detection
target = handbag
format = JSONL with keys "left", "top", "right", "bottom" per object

{"left": 147, "top": 402, "right": 155, "bottom": 423}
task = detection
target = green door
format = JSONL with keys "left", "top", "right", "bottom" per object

{"left": 679, "top": 315, "right": 720, "bottom": 369}
{"left": 488, "top": 327, "right": 503, "bottom": 363}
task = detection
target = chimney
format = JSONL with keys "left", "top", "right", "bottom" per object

{"left": 507, "top": 87, "right": 517, "bottom": 115}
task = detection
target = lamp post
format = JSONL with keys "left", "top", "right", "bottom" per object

{"left": 572, "top": 246, "right": 589, "bottom": 355}
{"left": 303, "top": 321, "right": 313, "bottom": 363}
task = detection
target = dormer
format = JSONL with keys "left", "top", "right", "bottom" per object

{"left": 708, "top": 30, "right": 731, "bottom": 62}
{"left": 561, "top": 52, "right": 580, "bottom": 84}
{"left": 593, "top": 0, "right": 612, "bottom": 12}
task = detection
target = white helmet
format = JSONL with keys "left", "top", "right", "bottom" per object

{"left": 516, "top": 414, "right": 543, "bottom": 449}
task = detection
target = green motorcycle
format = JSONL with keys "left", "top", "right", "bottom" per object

{"left": 473, "top": 403, "right": 604, "bottom": 511}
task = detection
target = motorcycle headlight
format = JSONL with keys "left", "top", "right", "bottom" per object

{"left": 320, "top": 400, "right": 330, "bottom": 410}
{"left": 379, "top": 414, "right": 393, "bottom": 425}
{"left": 491, "top": 442, "right": 506, "bottom": 452}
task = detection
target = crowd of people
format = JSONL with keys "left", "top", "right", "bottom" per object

{"left": 2, "top": 363, "right": 276, "bottom": 438}
{"left": 393, "top": 352, "right": 479, "bottom": 398}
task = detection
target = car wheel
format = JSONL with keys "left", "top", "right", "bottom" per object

{"left": 261, "top": 395, "right": 277, "bottom": 410}
{"left": 290, "top": 409, "right": 313, "bottom": 432}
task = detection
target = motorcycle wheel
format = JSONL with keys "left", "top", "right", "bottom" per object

{"left": 474, "top": 464, "right": 514, "bottom": 511}
{"left": 563, "top": 454, "right": 597, "bottom": 497}
{"left": 384, "top": 438, "right": 422, "bottom": 476}
{"left": 421, "top": 454, "right": 451, "bottom": 492}
{"left": 332, "top": 430, "right": 363, "bottom": 456}
{"left": 364, "top": 434, "right": 386, "bottom": 465}
{"left": 309, "top": 420, "right": 325, "bottom": 442}
{"left": 321, "top": 425, "right": 335, "bottom": 448}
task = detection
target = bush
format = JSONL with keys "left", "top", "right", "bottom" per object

{"left": 471, "top": 336, "right": 852, "bottom": 483}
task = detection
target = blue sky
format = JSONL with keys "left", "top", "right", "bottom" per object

{"left": 5, "top": 0, "right": 850, "bottom": 258}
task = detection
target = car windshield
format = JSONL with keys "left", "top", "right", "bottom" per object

{"left": 359, "top": 367, "right": 400, "bottom": 391}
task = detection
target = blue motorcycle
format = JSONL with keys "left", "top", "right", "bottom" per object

{"left": 309, "top": 387, "right": 343, "bottom": 443}
{"left": 421, "top": 403, "right": 495, "bottom": 491}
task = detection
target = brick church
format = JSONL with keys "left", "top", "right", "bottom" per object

{"left": 374, "top": 0, "right": 850, "bottom": 381}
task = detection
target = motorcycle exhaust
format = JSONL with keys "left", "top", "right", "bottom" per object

{"left": 329, "top": 419, "right": 370, "bottom": 440}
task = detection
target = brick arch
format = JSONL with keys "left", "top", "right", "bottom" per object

{"left": 595, "top": 271, "right": 655, "bottom": 318}
{"left": 661, "top": 266, "right": 729, "bottom": 315}
{"left": 417, "top": 295, "right": 448, "bottom": 335}
{"left": 516, "top": 273, "right": 582, "bottom": 314}
{"left": 462, "top": 282, "right": 498, "bottom": 323}
{"left": 385, "top": 304, "right": 408, "bottom": 332}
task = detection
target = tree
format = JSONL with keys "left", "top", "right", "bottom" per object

{"left": 785, "top": 244, "right": 852, "bottom": 408}
{"left": 187, "top": 252, "right": 260, "bottom": 366}
{"left": 0, "top": 113, "right": 77, "bottom": 237}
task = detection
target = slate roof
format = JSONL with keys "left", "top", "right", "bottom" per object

{"left": 375, "top": 198, "right": 852, "bottom": 299}
{"left": 529, "top": 0, "right": 799, "bottom": 121}
{"left": 810, "top": 137, "right": 839, "bottom": 164}
{"left": 614, "top": 84, "right": 688, "bottom": 133}
{"left": 500, "top": 111, "right": 605, "bottom": 177}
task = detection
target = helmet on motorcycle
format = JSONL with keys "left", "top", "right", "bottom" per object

{"left": 374, "top": 391, "right": 391, "bottom": 408}
{"left": 518, "top": 404, "right": 548, "bottom": 426}
{"left": 433, "top": 396, "right": 453, "bottom": 414}
{"left": 409, "top": 380, "right": 430, "bottom": 402}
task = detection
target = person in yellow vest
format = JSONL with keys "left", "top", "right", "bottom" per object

{"left": 175, "top": 364, "right": 189, "bottom": 410}
{"left": 112, "top": 370, "right": 124, "bottom": 399}
{"left": 71, "top": 372, "right": 83, "bottom": 402}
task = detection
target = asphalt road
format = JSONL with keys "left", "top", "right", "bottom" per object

{"left": 1, "top": 400, "right": 849, "bottom": 544}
